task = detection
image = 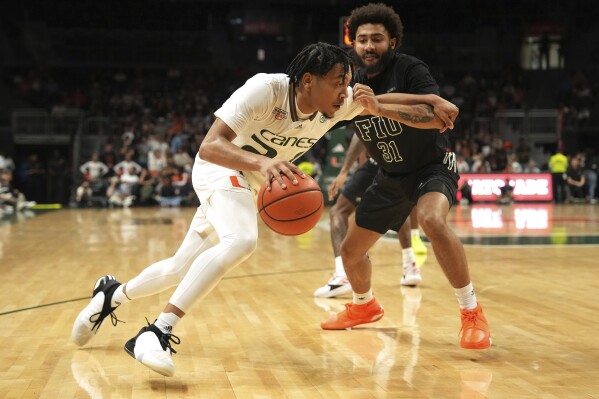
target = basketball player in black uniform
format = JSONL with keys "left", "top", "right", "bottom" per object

{"left": 320, "top": 3, "right": 491, "bottom": 350}
{"left": 314, "top": 132, "right": 424, "bottom": 299}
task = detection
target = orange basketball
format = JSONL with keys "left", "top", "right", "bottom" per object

{"left": 257, "top": 173, "right": 324, "bottom": 236}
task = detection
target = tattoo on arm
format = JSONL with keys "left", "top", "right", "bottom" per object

{"left": 397, "top": 105, "right": 435, "bottom": 124}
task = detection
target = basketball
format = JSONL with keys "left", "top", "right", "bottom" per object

{"left": 257, "top": 173, "right": 324, "bottom": 236}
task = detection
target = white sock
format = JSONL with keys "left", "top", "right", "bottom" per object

{"left": 154, "top": 312, "right": 180, "bottom": 334}
{"left": 334, "top": 256, "right": 346, "bottom": 277}
{"left": 455, "top": 282, "right": 478, "bottom": 310}
{"left": 111, "top": 284, "right": 131, "bottom": 308}
{"left": 402, "top": 248, "right": 415, "bottom": 268}
{"left": 411, "top": 228, "right": 420, "bottom": 238}
{"left": 353, "top": 289, "right": 373, "bottom": 305}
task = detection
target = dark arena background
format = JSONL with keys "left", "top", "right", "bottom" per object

{"left": 1, "top": 1, "right": 599, "bottom": 398}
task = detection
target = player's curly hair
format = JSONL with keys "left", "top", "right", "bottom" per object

{"left": 347, "top": 3, "right": 404, "bottom": 47}
{"left": 286, "top": 42, "right": 353, "bottom": 86}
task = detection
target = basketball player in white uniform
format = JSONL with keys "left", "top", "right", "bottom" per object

{"left": 71, "top": 42, "right": 458, "bottom": 377}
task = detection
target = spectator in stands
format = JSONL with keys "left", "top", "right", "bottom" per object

{"left": 549, "top": 148, "right": 568, "bottom": 203}
{"left": 456, "top": 155, "right": 470, "bottom": 173}
{"left": 0, "top": 169, "right": 36, "bottom": 213}
{"left": 507, "top": 153, "right": 523, "bottom": 173}
{"left": 75, "top": 180, "right": 93, "bottom": 207}
{"left": 100, "top": 143, "right": 118, "bottom": 174}
{"left": 147, "top": 148, "right": 167, "bottom": 177}
{"left": 515, "top": 138, "right": 531, "bottom": 165}
{"left": 488, "top": 138, "right": 508, "bottom": 172}
{"left": 497, "top": 178, "right": 515, "bottom": 205}
{"left": 470, "top": 153, "right": 490, "bottom": 173}
{"left": 566, "top": 156, "right": 586, "bottom": 202}
{"left": 80, "top": 153, "right": 110, "bottom": 194}
{"left": 536, "top": 33, "right": 551, "bottom": 70}
{"left": 148, "top": 133, "right": 170, "bottom": 155}
{"left": 107, "top": 167, "right": 138, "bottom": 208}
{"left": 523, "top": 159, "right": 541, "bottom": 173}
{"left": 155, "top": 175, "right": 182, "bottom": 208}
{"left": 114, "top": 151, "right": 142, "bottom": 176}
{"left": 581, "top": 149, "right": 597, "bottom": 204}
{"left": 0, "top": 152, "right": 15, "bottom": 172}
{"left": 173, "top": 145, "right": 193, "bottom": 171}
{"left": 135, "top": 135, "right": 152, "bottom": 168}
{"left": 573, "top": 82, "right": 593, "bottom": 126}
{"left": 458, "top": 180, "right": 473, "bottom": 206}
{"left": 137, "top": 169, "right": 158, "bottom": 205}
{"left": 189, "top": 132, "right": 206, "bottom": 156}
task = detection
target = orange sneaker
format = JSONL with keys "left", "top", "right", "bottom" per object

{"left": 320, "top": 298, "right": 384, "bottom": 330}
{"left": 459, "top": 304, "right": 491, "bottom": 349}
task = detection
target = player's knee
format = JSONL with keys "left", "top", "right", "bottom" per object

{"left": 418, "top": 212, "right": 446, "bottom": 237}
{"left": 238, "top": 233, "right": 258, "bottom": 255}
{"left": 164, "top": 256, "right": 189, "bottom": 281}
{"left": 221, "top": 231, "right": 258, "bottom": 262}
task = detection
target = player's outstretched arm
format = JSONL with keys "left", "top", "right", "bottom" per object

{"left": 377, "top": 93, "right": 459, "bottom": 132}
{"left": 354, "top": 84, "right": 458, "bottom": 132}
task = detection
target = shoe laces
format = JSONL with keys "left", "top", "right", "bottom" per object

{"left": 459, "top": 309, "right": 484, "bottom": 335}
{"left": 160, "top": 332, "right": 181, "bottom": 355}
{"left": 343, "top": 301, "right": 373, "bottom": 317}
{"left": 89, "top": 308, "right": 124, "bottom": 333}
{"left": 341, "top": 303, "right": 358, "bottom": 319}
{"left": 403, "top": 263, "right": 418, "bottom": 274}
{"left": 144, "top": 318, "right": 181, "bottom": 355}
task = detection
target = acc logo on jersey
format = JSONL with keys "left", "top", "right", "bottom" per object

{"left": 319, "top": 115, "right": 329, "bottom": 123}
{"left": 272, "top": 107, "right": 288, "bottom": 120}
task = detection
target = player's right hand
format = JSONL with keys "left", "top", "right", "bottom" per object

{"left": 259, "top": 159, "right": 305, "bottom": 190}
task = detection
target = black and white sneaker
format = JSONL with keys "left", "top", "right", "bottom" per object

{"left": 313, "top": 274, "right": 352, "bottom": 298}
{"left": 124, "top": 322, "right": 180, "bottom": 377}
{"left": 71, "top": 275, "right": 123, "bottom": 346}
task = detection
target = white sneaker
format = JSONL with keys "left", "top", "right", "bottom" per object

{"left": 400, "top": 263, "right": 422, "bottom": 286}
{"left": 313, "top": 274, "right": 352, "bottom": 298}
{"left": 71, "top": 275, "right": 123, "bottom": 346}
{"left": 124, "top": 323, "right": 180, "bottom": 377}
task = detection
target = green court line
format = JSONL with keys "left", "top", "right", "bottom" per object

{"left": 0, "top": 267, "right": 336, "bottom": 317}
{"left": 0, "top": 297, "right": 90, "bottom": 316}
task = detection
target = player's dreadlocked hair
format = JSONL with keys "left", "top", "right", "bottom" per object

{"left": 286, "top": 42, "right": 353, "bottom": 86}
{"left": 347, "top": 3, "right": 404, "bottom": 47}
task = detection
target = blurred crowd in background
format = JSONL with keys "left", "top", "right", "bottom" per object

{"left": 1, "top": 0, "right": 598, "bottom": 212}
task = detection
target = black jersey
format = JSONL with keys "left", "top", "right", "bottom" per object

{"left": 351, "top": 52, "right": 451, "bottom": 175}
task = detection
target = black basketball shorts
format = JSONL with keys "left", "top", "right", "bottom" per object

{"left": 354, "top": 163, "right": 459, "bottom": 234}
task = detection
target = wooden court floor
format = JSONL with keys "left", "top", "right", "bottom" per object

{"left": 1, "top": 203, "right": 598, "bottom": 398}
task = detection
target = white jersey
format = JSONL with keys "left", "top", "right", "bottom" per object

{"left": 196, "top": 73, "right": 364, "bottom": 194}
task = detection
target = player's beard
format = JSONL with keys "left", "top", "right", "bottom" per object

{"left": 356, "top": 45, "right": 394, "bottom": 76}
